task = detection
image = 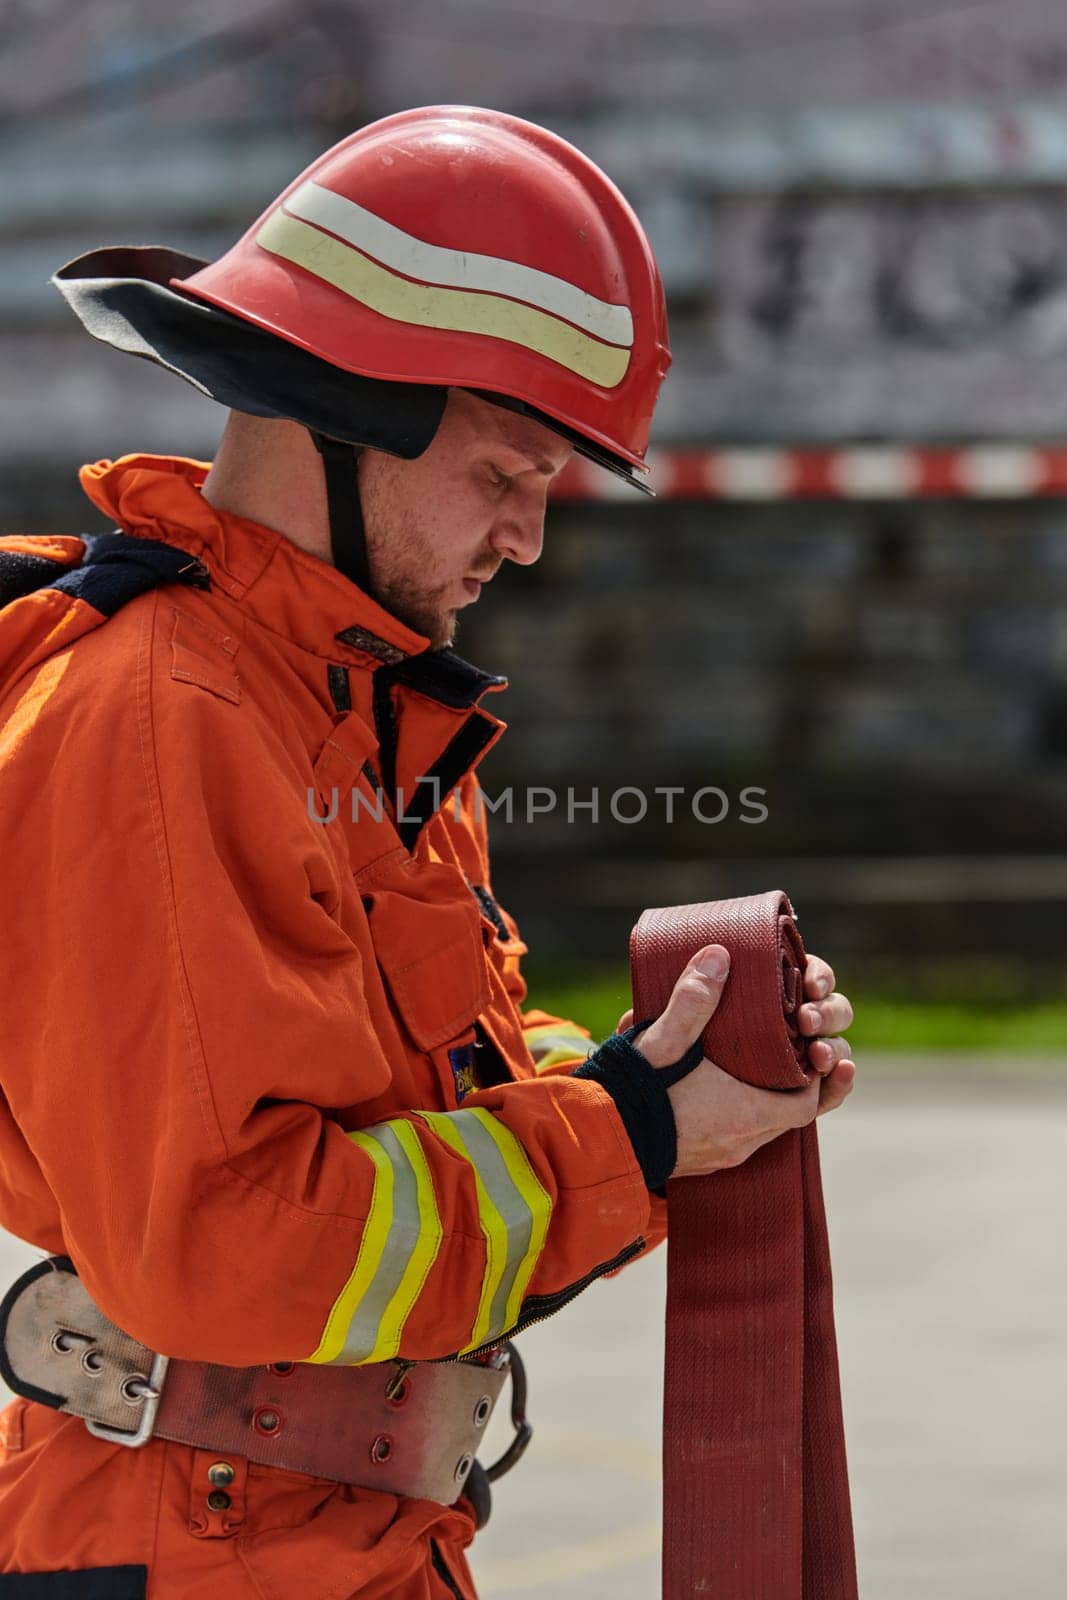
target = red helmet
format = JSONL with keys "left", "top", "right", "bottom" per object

{"left": 177, "top": 105, "right": 670, "bottom": 487}
{"left": 54, "top": 106, "right": 671, "bottom": 593}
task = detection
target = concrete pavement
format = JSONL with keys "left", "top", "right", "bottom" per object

{"left": 2, "top": 1062, "right": 1065, "bottom": 1598}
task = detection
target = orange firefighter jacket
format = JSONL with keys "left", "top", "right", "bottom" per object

{"left": 0, "top": 455, "right": 663, "bottom": 1594}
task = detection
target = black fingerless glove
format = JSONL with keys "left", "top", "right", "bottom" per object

{"left": 573, "top": 1020, "right": 704, "bottom": 1191}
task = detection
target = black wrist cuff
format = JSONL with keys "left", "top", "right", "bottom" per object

{"left": 573, "top": 1020, "right": 701, "bottom": 1191}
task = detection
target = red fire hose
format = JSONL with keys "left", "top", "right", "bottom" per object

{"left": 630, "top": 890, "right": 859, "bottom": 1600}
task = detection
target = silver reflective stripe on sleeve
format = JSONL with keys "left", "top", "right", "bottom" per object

{"left": 309, "top": 1119, "right": 442, "bottom": 1365}
{"left": 415, "top": 1108, "right": 552, "bottom": 1351}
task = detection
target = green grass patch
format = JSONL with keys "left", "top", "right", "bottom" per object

{"left": 524, "top": 965, "right": 1067, "bottom": 1055}
{"left": 847, "top": 1000, "right": 1066, "bottom": 1053}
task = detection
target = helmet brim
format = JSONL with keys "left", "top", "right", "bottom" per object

{"left": 52, "top": 246, "right": 654, "bottom": 494}
{"left": 466, "top": 389, "right": 654, "bottom": 498}
{"left": 52, "top": 247, "right": 447, "bottom": 458}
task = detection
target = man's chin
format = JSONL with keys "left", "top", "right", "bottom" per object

{"left": 376, "top": 585, "right": 455, "bottom": 649}
{"left": 420, "top": 607, "right": 458, "bottom": 651}
{"left": 437, "top": 610, "right": 459, "bottom": 649}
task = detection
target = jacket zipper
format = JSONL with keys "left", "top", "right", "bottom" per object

{"left": 371, "top": 665, "right": 399, "bottom": 819}
{"left": 430, "top": 1539, "right": 466, "bottom": 1599}
{"left": 383, "top": 1236, "right": 648, "bottom": 1399}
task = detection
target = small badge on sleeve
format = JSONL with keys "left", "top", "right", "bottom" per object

{"left": 448, "top": 1043, "right": 479, "bottom": 1103}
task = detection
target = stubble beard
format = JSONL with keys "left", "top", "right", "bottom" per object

{"left": 372, "top": 564, "right": 457, "bottom": 649}
{"left": 359, "top": 496, "right": 457, "bottom": 647}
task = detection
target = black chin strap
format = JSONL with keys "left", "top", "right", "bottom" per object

{"left": 309, "top": 430, "right": 374, "bottom": 597}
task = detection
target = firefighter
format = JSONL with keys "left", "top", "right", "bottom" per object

{"left": 0, "top": 107, "right": 855, "bottom": 1597}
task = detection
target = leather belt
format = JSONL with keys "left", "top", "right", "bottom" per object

{"left": 0, "top": 1256, "right": 511, "bottom": 1507}
{"left": 630, "top": 891, "right": 859, "bottom": 1600}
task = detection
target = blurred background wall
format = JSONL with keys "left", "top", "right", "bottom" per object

{"left": 3, "top": 0, "right": 1067, "bottom": 1008}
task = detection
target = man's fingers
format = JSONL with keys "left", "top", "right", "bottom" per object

{"left": 808, "top": 1035, "right": 851, "bottom": 1074}
{"left": 616, "top": 1007, "right": 635, "bottom": 1033}
{"left": 667, "top": 1042, "right": 856, "bottom": 1177}
{"left": 637, "top": 943, "right": 730, "bottom": 1068}
{"left": 782, "top": 1055, "right": 856, "bottom": 1131}
{"left": 797, "top": 992, "right": 853, "bottom": 1037}
{"left": 816, "top": 1059, "right": 856, "bottom": 1116}
{"left": 803, "top": 954, "right": 835, "bottom": 1001}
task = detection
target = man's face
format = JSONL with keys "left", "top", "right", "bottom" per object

{"left": 357, "top": 389, "right": 573, "bottom": 647}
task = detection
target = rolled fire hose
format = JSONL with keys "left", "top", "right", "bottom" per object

{"left": 630, "top": 890, "right": 859, "bottom": 1600}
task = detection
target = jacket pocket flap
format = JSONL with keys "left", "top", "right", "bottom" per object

{"left": 170, "top": 606, "right": 241, "bottom": 704}
{"left": 365, "top": 870, "right": 489, "bottom": 1052}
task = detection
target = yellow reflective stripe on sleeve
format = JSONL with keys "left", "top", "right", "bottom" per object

{"left": 524, "top": 1023, "right": 595, "bottom": 1064}
{"left": 306, "top": 1129, "right": 394, "bottom": 1364}
{"left": 307, "top": 1120, "right": 442, "bottom": 1365}
{"left": 523, "top": 1023, "right": 592, "bottom": 1046}
{"left": 373, "top": 1120, "right": 443, "bottom": 1360}
{"left": 417, "top": 1108, "right": 552, "bottom": 1350}
{"left": 462, "top": 1110, "right": 552, "bottom": 1338}
{"left": 416, "top": 1113, "right": 505, "bottom": 1351}
{"left": 531, "top": 1045, "right": 594, "bottom": 1069}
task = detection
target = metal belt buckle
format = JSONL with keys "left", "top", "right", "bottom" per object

{"left": 0, "top": 1257, "right": 172, "bottom": 1451}
{"left": 83, "top": 1349, "right": 170, "bottom": 1448}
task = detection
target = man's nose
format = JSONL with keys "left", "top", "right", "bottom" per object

{"left": 490, "top": 503, "right": 546, "bottom": 567}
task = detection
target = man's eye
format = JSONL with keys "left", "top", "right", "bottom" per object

{"left": 487, "top": 465, "right": 511, "bottom": 491}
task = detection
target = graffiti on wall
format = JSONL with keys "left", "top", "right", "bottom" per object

{"left": 662, "top": 191, "right": 1067, "bottom": 442}
{"left": 751, "top": 194, "right": 1064, "bottom": 348}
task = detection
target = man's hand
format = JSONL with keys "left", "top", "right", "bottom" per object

{"left": 615, "top": 944, "right": 856, "bottom": 1180}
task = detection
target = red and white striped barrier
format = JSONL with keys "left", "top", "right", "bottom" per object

{"left": 553, "top": 445, "right": 1067, "bottom": 502}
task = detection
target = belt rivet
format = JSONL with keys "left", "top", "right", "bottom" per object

{"left": 206, "top": 1489, "right": 231, "bottom": 1512}
{"left": 207, "top": 1461, "right": 235, "bottom": 1487}
{"left": 473, "top": 1395, "right": 491, "bottom": 1427}
{"left": 252, "top": 1407, "right": 282, "bottom": 1436}
{"left": 455, "top": 1453, "right": 473, "bottom": 1483}
{"left": 370, "top": 1433, "right": 394, "bottom": 1464}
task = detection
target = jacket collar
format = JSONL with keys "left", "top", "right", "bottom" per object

{"left": 78, "top": 453, "right": 436, "bottom": 669}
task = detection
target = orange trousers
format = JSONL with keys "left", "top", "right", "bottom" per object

{"left": 0, "top": 1397, "right": 477, "bottom": 1597}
